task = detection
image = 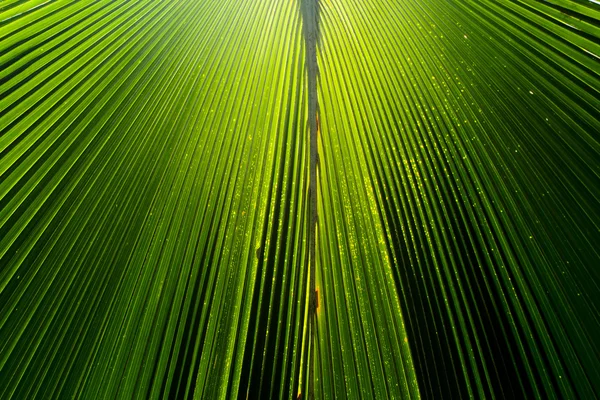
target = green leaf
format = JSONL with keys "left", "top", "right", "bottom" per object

{"left": 1, "top": 0, "right": 599, "bottom": 398}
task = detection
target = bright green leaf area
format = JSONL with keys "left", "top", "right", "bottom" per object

{"left": 1, "top": 0, "right": 599, "bottom": 399}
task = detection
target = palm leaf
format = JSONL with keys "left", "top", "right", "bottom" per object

{"left": 1, "top": 0, "right": 599, "bottom": 398}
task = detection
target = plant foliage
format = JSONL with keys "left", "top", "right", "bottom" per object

{"left": 1, "top": 0, "right": 599, "bottom": 398}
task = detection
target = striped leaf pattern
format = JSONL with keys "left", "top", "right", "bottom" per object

{"left": 1, "top": 0, "right": 599, "bottom": 399}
